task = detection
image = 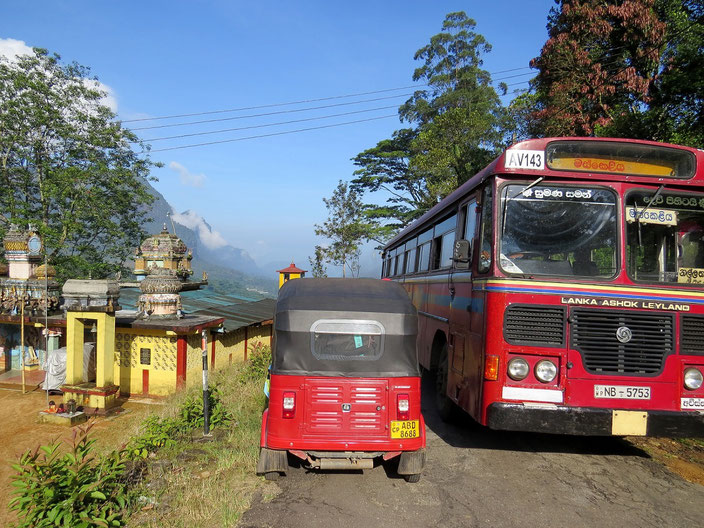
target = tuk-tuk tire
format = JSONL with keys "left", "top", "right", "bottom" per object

{"left": 435, "top": 344, "right": 456, "bottom": 422}
{"left": 264, "top": 471, "right": 280, "bottom": 481}
{"left": 404, "top": 473, "right": 421, "bottom": 483}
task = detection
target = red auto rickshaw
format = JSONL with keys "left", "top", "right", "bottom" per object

{"left": 256, "top": 278, "right": 426, "bottom": 482}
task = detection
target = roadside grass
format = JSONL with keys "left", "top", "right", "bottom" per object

{"left": 7, "top": 356, "right": 268, "bottom": 528}
{"left": 127, "top": 361, "right": 267, "bottom": 527}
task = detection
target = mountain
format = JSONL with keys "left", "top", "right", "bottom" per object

{"left": 142, "top": 184, "right": 276, "bottom": 297}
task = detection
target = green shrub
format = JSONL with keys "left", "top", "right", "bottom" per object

{"left": 10, "top": 423, "right": 127, "bottom": 528}
{"left": 125, "top": 415, "right": 181, "bottom": 459}
{"left": 180, "top": 383, "right": 233, "bottom": 429}
{"left": 240, "top": 342, "right": 271, "bottom": 382}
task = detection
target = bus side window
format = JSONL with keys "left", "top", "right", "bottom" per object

{"left": 478, "top": 186, "right": 493, "bottom": 273}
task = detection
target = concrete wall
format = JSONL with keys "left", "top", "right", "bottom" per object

{"left": 114, "top": 328, "right": 178, "bottom": 397}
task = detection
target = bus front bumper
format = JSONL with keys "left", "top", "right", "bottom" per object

{"left": 487, "top": 402, "right": 704, "bottom": 437}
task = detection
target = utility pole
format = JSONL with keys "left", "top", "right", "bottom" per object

{"left": 201, "top": 329, "right": 211, "bottom": 436}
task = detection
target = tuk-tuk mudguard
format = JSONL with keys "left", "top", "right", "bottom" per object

{"left": 397, "top": 447, "right": 426, "bottom": 476}
{"left": 259, "top": 408, "right": 269, "bottom": 447}
{"left": 255, "top": 447, "right": 288, "bottom": 476}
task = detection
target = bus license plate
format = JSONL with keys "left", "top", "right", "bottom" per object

{"left": 594, "top": 385, "right": 651, "bottom": 400}
{"left": 681, "top": 398, "right": 704, "bottom": 410}
{"left": 390, "top": 420, "right": 419, "bottom": 439}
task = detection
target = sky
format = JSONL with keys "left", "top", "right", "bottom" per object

{"left": 1, "top": 1, "right": 555, "bottom": 277}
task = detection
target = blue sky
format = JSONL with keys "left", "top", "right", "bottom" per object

{"left": 1, "top": 1, "right": 555, "bottom": 277}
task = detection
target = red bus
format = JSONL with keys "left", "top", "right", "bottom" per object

{"left": 381, "top": 137, "right": 704, "bottom": 436}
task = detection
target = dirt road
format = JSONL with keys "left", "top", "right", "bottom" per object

{"left": 240, "top": 380, "right": 704, "bottom": 528}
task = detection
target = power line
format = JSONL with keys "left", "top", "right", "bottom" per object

{"left": 143, "top": 105, "right": 401, "bottom": 142}
{"left": 122, "top": 66, "right": 537, "bottom": 125}
{"left": 129, "top": 93, "right": 413, "bottom": 131}
{"left": 146, "top": 115, "right": 398, "bottom": 153}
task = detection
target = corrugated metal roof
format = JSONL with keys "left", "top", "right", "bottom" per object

{"left": 118, "top": 287, "right": 275, "bottom": 333}
{"left": 191, "top": 298, "right": 275, "bottom": 332}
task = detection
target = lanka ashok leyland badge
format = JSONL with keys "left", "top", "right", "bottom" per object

{"left": 616, "top": 326, "right": 632, "bottom": 343}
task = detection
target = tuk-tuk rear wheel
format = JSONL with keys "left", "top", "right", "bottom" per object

{"left": 264, "top": 471, "right": 280, "bottom": 481}
{"left": 404, "top": 473, "right": 421, "bottom": 483}
{"left": 435, "top": 344, "right": 455, "bottom": 422}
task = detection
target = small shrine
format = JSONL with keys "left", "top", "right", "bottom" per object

{"left": 0, "top": 225, "right": 61, "bottom": 316}
{"left": 61, "top": 279, "right": 121, "bottom": 412}
{"left": 277, "top": 262, "right": 306, "bottom": 289}
{"left": 134, "top": 224, "right": 193, "bottom": 281}
{"left": 0, "top": 226, "right": 61, "bottom": 374}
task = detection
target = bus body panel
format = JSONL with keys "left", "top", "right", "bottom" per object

{"left": 382, "top": 138, "right": 704, "bottom": 436}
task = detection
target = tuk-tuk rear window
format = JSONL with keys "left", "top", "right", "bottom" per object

{"left": 311, "top": 319, "right": 385, "bottom": 361}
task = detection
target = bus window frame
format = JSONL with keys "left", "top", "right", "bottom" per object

{"left": 624, "top": 186, "right": 704, "bottom": 287}
{"left": 456, "top": 198, "right": 479, "bottom": 270}
{"left": 477, "top": 184, "right": 494, "bottom": 275}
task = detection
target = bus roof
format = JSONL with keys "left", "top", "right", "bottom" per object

{"left": 384, "top": 137, "right": 704, "bottom": 251}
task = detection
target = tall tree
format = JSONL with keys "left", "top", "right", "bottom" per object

{"left": 529, "top": 0, "right": 666, "bottom": 137}
{"left": 602, "top": 0, "right": 704, "bottom": 145}
{"left": 352, "top": 12, "right": 507, "bottom": 242}
{"left": 0, "top": 48, "right": 157, "bottom": 281}
{"left": 314, "top": 181, "right": 367, "bottom": 278}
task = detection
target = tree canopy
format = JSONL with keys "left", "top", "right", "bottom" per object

{"left": 314, "top": 181, "right": 367, "bottom": 278}
{"left": 0, "top": 48, "right": 156, "bottom": 281}
{"left": 528, "top": 0, "right": 666, "bottom": 137}
{"left": 351, "top": 12, "right": 508, "bottom": 244}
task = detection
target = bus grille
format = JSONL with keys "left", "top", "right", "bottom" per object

{"left": 504, "top": 305, "right": 566, "bottom": 346}
{"left": 680, "top": 315, "right": 704, "bottom": 356}
{"left": 571, "top": 308, "right": 674, "bottom": 375}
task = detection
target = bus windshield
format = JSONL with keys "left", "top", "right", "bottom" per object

{"left": 499, "top": 184, "right": 617, "bottom": 278}
{"left": 626, "top": 190, "right": 704, "bottom": 286}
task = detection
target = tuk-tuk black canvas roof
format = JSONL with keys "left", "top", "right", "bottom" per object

{"left": 272, "top": 278, "right": 419, "bottom": 378}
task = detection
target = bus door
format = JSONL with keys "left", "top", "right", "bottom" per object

{"left": 450, "top": 198, "right": 482, "bottom": 417}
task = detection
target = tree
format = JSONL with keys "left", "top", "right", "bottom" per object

{"left": 528, "top": 0, "right": 666, "bottom": 137}
{"left": 400, "top": 11, "right": 509, "bottom": 186}
{"left": 0, "top": 48, "right": 157, "bottom": 281}
{"left": 601, "top": 0, "right": 704, "bottom": 146}
{"left": 308, "top": 245, "right": 328, "bottom": 278}
{"left": 352, "top": 12, "right": 508, "bottom": 242}
{"left": 314, "top": 181, "right": 368, "bottom": 278}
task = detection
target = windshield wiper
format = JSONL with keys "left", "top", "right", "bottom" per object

{"left": 636, "top": 184, "right": 666, "bottom": 246}
{"left": 501, "top": 176, "right": 544, "bottom": 238}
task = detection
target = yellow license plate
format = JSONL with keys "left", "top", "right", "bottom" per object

{"left": 390, "top": 420, "right": 419, "bottom": 439}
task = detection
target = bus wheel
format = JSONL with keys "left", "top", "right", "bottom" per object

{"left": 435, "top": 344, "right": 455, "bottom": 422}
{"left": 404, "top": 473, "right": 421, "bottom": 483}
{"left": 264, "top": 471, "right": 280, "bottom": 481}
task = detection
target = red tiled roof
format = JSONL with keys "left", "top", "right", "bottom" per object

{"left": 277, "top": 262, "right": 306, "bottom": 274}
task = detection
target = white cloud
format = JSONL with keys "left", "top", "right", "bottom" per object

{"left": 172, "top": 210, "right": 227, "bottom": 250}
{"left": 169, "top": 161, "right": 206, "bottom": 188}
{"left": 0, "top": 38, "right": 33, "bottom": 60}
{"left": 0, "top": 38, "right": 118, "bottom": 112}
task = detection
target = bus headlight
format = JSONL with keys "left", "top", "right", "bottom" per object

{"left": 507, "top": 357, "right": 530, "bottom": 381}
{"left": 535, "top": 360, "right": 558, "bottom": 383}
{"left": 684, "top": 368, "right": 703, "bottom": 390}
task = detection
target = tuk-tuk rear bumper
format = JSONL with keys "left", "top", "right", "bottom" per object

{"left": 259, "top": 409, "right": 427, "bottom": 453}
{"left": 487, "top": 402, "right": 704, "bottom": 437}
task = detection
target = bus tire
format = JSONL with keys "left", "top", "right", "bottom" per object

{"left": 435, "top": 344, "right": 455, "bottom": 422}
{"left": 404, "top": 473, "right": 421, "bottom": 483}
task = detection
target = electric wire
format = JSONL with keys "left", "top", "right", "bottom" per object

{"left": 122, "top": 66, "right": 536, "bottom": 124}
{"left": 142, "top": 104, "right": 401, "bottom": 142}
{"left": 129, "top": 93, "right": 414, "bottom": 131}
{"left": 145, "top": 114, "right": 398, "bottom": 152}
